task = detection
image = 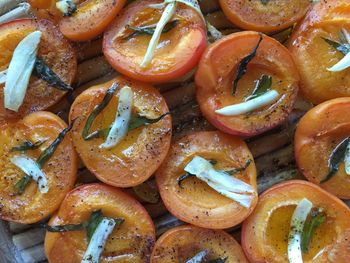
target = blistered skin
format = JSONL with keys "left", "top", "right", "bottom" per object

{"left": 45, "top": 184, "right": 156, "bottom": 263}
{"left": 0, "top": 19, "right": 77, "bottom": 124}
{"left": 0, "top": 111, "right": 78, "bottom": 224}
{"left": 69, "top": 76, "right": 172, "bottom": 188}
{"left": 156, "top": 131, "right": 258, "bottom": 229}
{"left": 242, "top": 180, "right": 350, "bottom": 263}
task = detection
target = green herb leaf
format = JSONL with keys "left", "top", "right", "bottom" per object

{"left": 86, "top": 210, "right": 104, "bottom": 242}
{"left": 177, "top": 172, "right": 196, "bottom": 188}
{"left": 14, "top": 120, "right": 75, "bottom": 194}
{"left": 46, "top": 210, "right": 124, "bottom": 240}
{"left": 13, "top": 174, "right": 31, "bottom": 194}
{"left": 33, "top": 57, "right": 73, "bottom": 91}
{"left": 207, "top": 257, "right": 228, "bottom": 263}
{"left": 82, "top": 83, "right": 119, "bottom": 140}
{"left": 46, "top": 224, "right": 85, "bottom": 232}
{"left": 322, "top": 37, "right": 350, "bottom": 56}
{"left": 36, "top": 120, "right": 75, "bottom": 167}
{"left": 85, "top": 112, "right": 170, "bottom": 141}
{"left": 125, "top": 20, "right": 179, "bottom": 39}
{"left": 112, "top": 218, "right": 125, "bottom": 227}
{"left": 133, "top": 181, "right": 160, "bottom": 204}
{"left": 11, "top": 140, "right": 45, "bottom": 152}
{"left": 86, "top": 211, "right": 124, "bottom": 242}
{"left": 232, "top": 32, "right": 263, "bottom": 95}
{"left": 82, "top": 80, "right": 168, "bottom": 141}
{"left": 128, "top": 112, "right": 170, "bottom": 131}
{"left": 225, "top": 159, "right": 252, "bottom": 175}
{"left": 245, "top": 75, "right": 272, "bottom": 101}
{"left": 301, "top": 208, "right": 326, "bottom": 253}
{"left": 260, "top": 0, "right": 270, "bottom": 5}
{"left": 339, "top": 30, "right": 348, "bottom": 45}
{"left": 321, "top": 137, "right": 350, "bottom": 183}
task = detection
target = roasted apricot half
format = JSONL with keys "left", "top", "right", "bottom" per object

{"left": 151, "top": 225, "right": 248, "bottom": 263}
{"left": 45, "top": 183, "right": 156, "bottom": 263}
{"left": 156, "top": 131, "right": 258, "bottom": 229}
{"left": 242, "top": 180, "right": 350, "bottom": 263}
{"left": 0, "top": 111, "right": 77, "bottom": 224}
{"left": 59, "top": 0, "right": 126, "bottom": 41}
{"left": 195, "top": 31, "right": 299, "bottom": 137}
{"left": 103, "top": 0, "right": 206, "bottom": 83}
{"left": 219, "top": 0, "right": 311, "bottom": 33}
{"left": 0, "top": 19, "right": 77, "bottom": 123}
{"left": 69, "top": 76, "right": 172, "bottom": 187}
{"left": 295, "top": 97, "right": 350, "bottom": 199}
{"left": 289, "top": 0, "right": 350, "bottom": 104}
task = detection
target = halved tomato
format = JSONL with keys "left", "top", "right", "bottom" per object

{"left": 195, "top": 31, "right": 299, "bottom": 137}
{"left": 219, "top": 0, "right": 311, "bottom": 33}
{"left": 295, "top": 98, "right": 350, "bottom": 199}
{"left": 151, "top": 225, "right": 248, "bottom": 263}
{"left": 0, "top": 111, "right": 77, "bottom": 224}
{"left": 0, "top": 19, "right": 77, "bottom": 124}
{"left": 69, "top": 77, "right": 172, "bottom": 187}
{"left": 45, "top": 183, "right": 156, "bottom": 263}
{"left": 103, "top": 0, "right": 207, "bottom": 83}
{"left": 288, "top": 0, "right": 350, "bottom": 104}
{"left": 155, "top": 131, "right": 258, "bottom": 229}
{"left": 59, "top": 0, "right": 126, "bottom": 41}
{"left": 242, "top": 180, "right": 350, "bottom": 263}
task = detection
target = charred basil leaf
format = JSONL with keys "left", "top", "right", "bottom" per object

{"left": 260, "top": 0, "right": 270, "bottom": 4}
{"left": 245, "top": 75, "right": 272, "bottom": 101}
{"left": 82, "top": 83, "right": 119, "bottom": 140}
{"left": 14, "top": 120, "right": 75, "bottom": 194}
{"left": 321, "top": 137, "right": 350, "bottom": 183}
{"left": 232, "top": 32, "right": 263, "bottom": 95}
{"left": 11, "top": 140, "right": 45, "bottom": 152}
{"left": 33, "top": 57, "right": 72, "bottom": 91}
{"left": 301, "top": 208, "right": 326, "bottom": 253}
{"left": 125, "top": 20, "right": 179, "bottom": 39}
